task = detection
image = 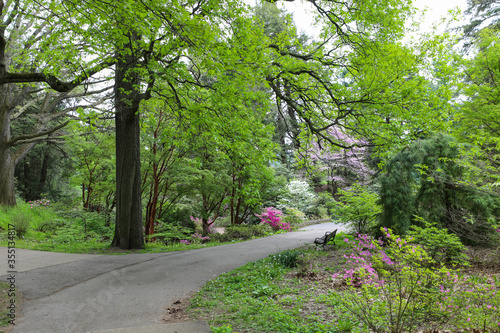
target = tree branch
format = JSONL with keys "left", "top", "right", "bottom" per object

{"left": 0, "top": 57, "right": 115, "bottom": 92}
{"left": 8, "top": 120, "right": 69, "bottom": 146}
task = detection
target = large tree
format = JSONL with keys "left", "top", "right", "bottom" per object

{"left": 0, "top": 0, "right": 111, "bottom": 207}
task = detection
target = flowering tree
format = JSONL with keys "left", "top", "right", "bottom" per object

{"left": 296, "top": 128, "right": 375, "bottom": 195}
{"left": 277, "top": 179, "right": 316, "bottom": 213}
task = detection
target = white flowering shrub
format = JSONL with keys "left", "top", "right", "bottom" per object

{"left": 277, "top": 180, "right": 316, "bottom": 214}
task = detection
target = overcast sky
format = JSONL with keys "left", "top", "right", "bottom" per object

{"left": 247, "top": 0, "right": 469, "bottom": 38}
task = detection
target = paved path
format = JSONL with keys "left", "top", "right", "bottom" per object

{"left": 0, "top": 222, "right": 343, "bottom": 333}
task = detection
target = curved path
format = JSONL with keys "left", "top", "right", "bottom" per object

{"left": 1, "top": 222, "right": 343, "bottom": 333}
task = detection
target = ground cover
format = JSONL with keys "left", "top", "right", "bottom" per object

{"left": 166, "top": 233, "right": 500, "bottom": 333}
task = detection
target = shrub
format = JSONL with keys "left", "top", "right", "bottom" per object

{"left": 452, "top": 275, "right": 500, "bottom": 331}
{"left": 215, "top": 224, "right": 272, "bottom": 242}
{"left": 333, "top": 229, "right": 462, "bottom": 332}
{"left": 255, "top": 207, "right": 291, "bottom": 231}
{"left": 407, "top": 217, "right": 469, "bottom": 267}
{"left": 282, "top": 207, "right": 306, "bottom": 226}
{"left": 11, "top": 211, "right": 30, "bottom": 238}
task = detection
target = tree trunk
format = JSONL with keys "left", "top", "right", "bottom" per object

{"left": 111, "top": 33, "right": 144, "bottom": 249}
{"left": 37, "top": 145, "right": 50, "bottom": 194}
{"left": 0, "top": 102, "right": 16, "bottom": 206}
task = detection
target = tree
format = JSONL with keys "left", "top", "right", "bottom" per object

{"left": 0, "top": 0, "right": 112, "bottom": 207}
{"left": 379, "top": 133, "right": 498, "bottom": 243}
{"left": 331, "top": 183, "right": 381, "bottom": 234}
{"left": 457, "top": 28, "right": 500, "bottom": 196}
{"left": 67, "top": 121, "right": 115, "bottom": 218}
{"left": 261, "top": 0, "right": 460, "bottom": 164}
{"left": 463, "top": 0, "right": 500, "bottom": 39}
{"left": 296, "top": 128, "right": 375, "bottom": 195}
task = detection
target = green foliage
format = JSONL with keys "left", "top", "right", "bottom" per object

{"left": 334, "top": 230, "right": 464, "bottom": 333}
{"left": 331, "top": 184, "right": 381, "bottom": 234}
{"left": 270, "top": 250, "right": 302, "bottom": 269}
{"left": 67, "top": 122, "right": 116, "bottom": 212}
{"left": 282, "top": 207, "right": 306, "bottom": 226}
{"left": 407, "top": 217, "right": 469, "bottom": 266}
{"left": 0, "top": 201, "right": 58, "bottom": 237}
{"left": 457, "top": 28, "right": 500, "bottom": 198}
{"left": 214, "top": 224, "right": 272, "bottom": 242}
{"left": 379, "top": 133, "right": 498, "bottom": 242}
{"left": 152, "top": 223, "right": 194, "bottom": 245}
{"left": 10, "top": 210, "right": 30, "bottom": 238}
{"left": 452, "top": 275, "right": 500, "bottom": 332}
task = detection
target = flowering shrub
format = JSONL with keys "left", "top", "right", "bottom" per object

{"left": 180, "top": 239, "right": 191, "bottom": 245}
{"left": 453, "top": 275, "right": 500, "bottom": 331}
{"left": 29, "top": 199, "right": 50, "bottom": 209}
{"left": 255, "top": 207, "right": 291, "bottom": 232}
{"left": 333, "top": 229, "right": 461, "bottom": 332}
{"left": 332, "top": 228, "right": 500, "bottom": 332}
{"left": 191, "top": 232, "right": 210, "bottom": 244}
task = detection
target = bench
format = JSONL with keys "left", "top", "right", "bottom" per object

{"left": 314, "top": 229, "right": 337, "bottom": 250}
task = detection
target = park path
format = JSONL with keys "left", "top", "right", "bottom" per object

{"left": 1, "top": 222, "right": 343, "bottom": 333}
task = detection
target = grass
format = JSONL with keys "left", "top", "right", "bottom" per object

{"left": 0, "top": 281, "right": 18, "bottom": 333}
{"left": 189, "top": 246, "right": 342, "bottom": 332}
{"left": 184, "top": 236, "right": 500, "bottom": 333}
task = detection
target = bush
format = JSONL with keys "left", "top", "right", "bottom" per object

{"left": 255, "top": 207, "right": 291, "bottom": 231}
{"left": 282, "top": 207, "right": 306, "bottom": 226}
{"left": 407, "top": 218, "right": 469, "bottom": 267}
{"left": 215, "top": 224, "right": 272, "bottom": 242}
{"left": 11, "top": 211, "right": 30, "bottom": 238}
{"left": 333, "top": 229, "right": 464, "bottom": 332}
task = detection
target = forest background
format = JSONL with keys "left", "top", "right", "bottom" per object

{"left": 0, "top": 0, "right": 499, "bottom": 251}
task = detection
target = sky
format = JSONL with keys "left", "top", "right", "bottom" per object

{"left": 247, "top": 0, "right": 469, "bottom": 38}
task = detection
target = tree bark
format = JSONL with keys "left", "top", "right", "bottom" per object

{"left": 111, "top": 32, "right": 144, "bottom": 249}
{"left": 0, "top": 91, "right": 16, "bottom": 206}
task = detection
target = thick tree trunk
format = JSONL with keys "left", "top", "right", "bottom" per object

{"left": 0, "top": 120, "right": 16, "bottom": 206}
{"left": 0, "top": 84, "right": 16, "bottom": 207}
{"left": 111, "top": 35, "right": 144, "bottom": 249}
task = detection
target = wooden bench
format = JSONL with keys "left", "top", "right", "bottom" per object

{"left": 314, "top": 229, "right": 337, "bottom": 250}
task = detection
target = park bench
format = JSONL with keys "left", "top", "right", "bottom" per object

{"left": 314, "top": 229, "right": 337, "bottom": 250}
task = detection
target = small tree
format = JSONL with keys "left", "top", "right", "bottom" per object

{"left": 331, "top": 184, "right": 381, "bottom": 234}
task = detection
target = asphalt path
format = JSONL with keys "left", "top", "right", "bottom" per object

{"left": 1, "top": 222, "right": 343, "bottom": 333}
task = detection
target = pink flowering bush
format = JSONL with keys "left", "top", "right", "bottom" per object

{"left": 255, "top": 207, "right": 291, "bottom": 232}
{"left": 190, "top": 216, "right": 215, "bottom": 234}
{"left": 29, "top": 199, "right": 50, "bottom": 209}
{"left": 191, "top": 232, "right": 210, "bottom": 244}
{"left": 332, "top": 228, "right": 500, "bottom": 332}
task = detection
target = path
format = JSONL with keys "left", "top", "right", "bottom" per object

{"left": 0, "top": 222, "right": 343, "bottom": 333}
